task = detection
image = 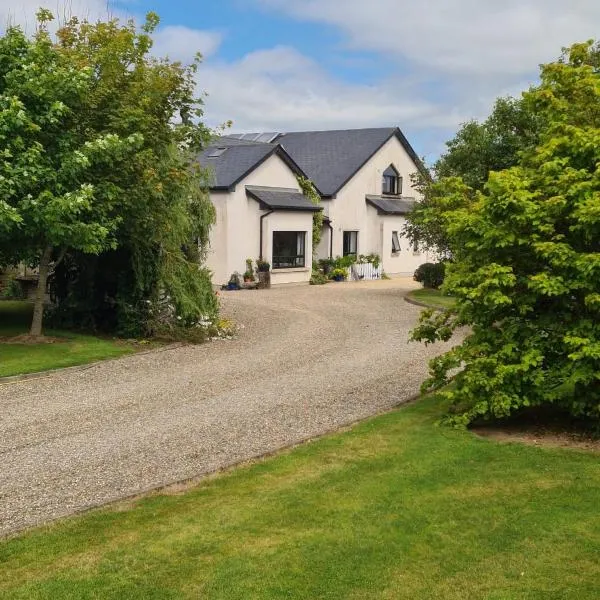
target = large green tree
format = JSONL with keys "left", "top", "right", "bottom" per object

{"left": 405, "top": 97, "right": 541, "bottom": 256}
{"left": 412, "top": 41, "right": 600, "bottom": 426}
{"left": 0, "top": 11, "right": 216, "bottom": 338}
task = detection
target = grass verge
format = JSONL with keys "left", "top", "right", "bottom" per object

{"left": 1, "top": 395, "right": 599, "bottom": 599}
{"left": 0, "top": 301, "right": 150, "bottom": 377}
{"left": 407, "top": 288, "right": 456, "bottom": 309}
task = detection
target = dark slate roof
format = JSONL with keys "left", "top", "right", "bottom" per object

{"left": 199, "top": 143, "right": 275, "bottom": 189}
{"left": 246, "top": 186, "right": 321, "bottom": 211}
{"left": 273, "top": 127, "right": 423, "bottom": 197}
{"left": 365, "top": 195, "right": 417, "bottom": 215}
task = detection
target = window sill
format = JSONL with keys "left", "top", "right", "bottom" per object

{"left": 272, "top": 267, "right": 310, "bottom": 273}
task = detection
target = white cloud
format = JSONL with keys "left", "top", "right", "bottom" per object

{"left": 152, "top": 26, "right": 223, "bottom": 62}
{"left": 256, "top": 0, "right": 600, "bottom": 76}
{"left": 197, "top": 46, "right": 462, "bottom": 137}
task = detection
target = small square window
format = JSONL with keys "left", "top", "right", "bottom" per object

{"left": 392, "top": 231, "right": 401, "bottom": 253}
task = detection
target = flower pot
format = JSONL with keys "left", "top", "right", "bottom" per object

{"left": 257, "top": 271, "right": 271, "bottom": 289}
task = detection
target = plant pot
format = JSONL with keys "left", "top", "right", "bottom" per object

{"left": 257, "top": 271, "right": 271, "bottom": 289}
{"left": 333, "top": 275, "right": 345, "bottom": 282}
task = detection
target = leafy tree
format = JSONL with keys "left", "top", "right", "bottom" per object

{"left": 0, "top": 11, "right": 140, "bottom": 337}
{"left": 0, "top": 11, "right": 217, "bottom": 337}
{"left": 405, "top": 97, "right": 541, "bottom": 256}
{"left": 411, "top": 41, "right": 600, "bottom": 426}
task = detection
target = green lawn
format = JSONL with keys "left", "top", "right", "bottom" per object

{"left": 0, "top": 301, "right": 143, "bottom": 377}
{"left": 408, "top": 288, "right": 456, "bottom": 309}
{"left": 1, "top": 396, "right": 599, "bottom": 599}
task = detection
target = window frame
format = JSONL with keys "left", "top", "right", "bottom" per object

{"left": 343, "top": 231, "right": 358, "bottom": 258}
{"left": 272, "top": 231, "right": 306, "bottom": 269}
{"left": 382, "top": 165, "right": 402, "bottom": 196}
{"left": 392, "top": 231, "right": 401, "bottom": 253}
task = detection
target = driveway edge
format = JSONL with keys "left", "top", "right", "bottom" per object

{"left": 0, "top": 391, "right": 422, "bottom": 541}
{"left": 0, "top": 343, "right": 186, "bottom": 385}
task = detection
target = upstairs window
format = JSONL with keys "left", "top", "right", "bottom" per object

{"left": 382, "top": 165, "right": 402, "bottom": 195}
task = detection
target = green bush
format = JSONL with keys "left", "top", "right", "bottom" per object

{"left": 413, "top": 262, "right": 445, "bottom": 289}
{"left": 1, "top": 278, "right": 25, "bottom": 300}
{"left": 310, "top": 270, "right": 329, "bottom": 285}
{"left": 411, "top": 42, "right": 600, "bottom": 427}
{"left": 330, "top": 268, "right": 347, "bottom": 281}
{"left": 256, "top": 260, "right": 271, "bottom": 272}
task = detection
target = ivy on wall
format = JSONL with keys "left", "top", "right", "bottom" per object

{"left": 297, "top": 176, "right": 323, "bottom": 254}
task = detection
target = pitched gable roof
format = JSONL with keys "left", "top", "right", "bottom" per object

{"left": 199, "top": 141, "right": 304, "bottom": 191}
{"left": 273, "top": 127, "right": 423, "bottom": 197}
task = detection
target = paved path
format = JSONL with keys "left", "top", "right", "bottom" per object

{"left": 0, "top": 279, "right": 457, "bottom": 537}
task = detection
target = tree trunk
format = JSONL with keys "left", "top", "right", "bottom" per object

{"left": 29, "top": 245, "right": 53, "bottom": 338}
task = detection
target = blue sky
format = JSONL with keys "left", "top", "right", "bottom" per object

{"left": 6, "top": 0, "right": 600, "bottom": 162}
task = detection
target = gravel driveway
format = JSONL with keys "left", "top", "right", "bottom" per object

{"left": 0, "top": 279, "right": 457, "bottom": 537}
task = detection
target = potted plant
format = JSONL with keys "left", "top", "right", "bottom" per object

{"left": 226, "top": 272, "right": 242, "bottom": 290}
{"left": 243, "top": 258, "right": 255, "bottom": 283}
{"left": 330, "top": 267, "right": 347, "bottom": 282}
{"left": 255, "top": 259, "right": 271, "bottom": 289}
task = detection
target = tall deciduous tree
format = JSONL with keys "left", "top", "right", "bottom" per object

{"left": 0, "top": 11, "right": 141, "bottom": 337}
{"left": 405, "top": 97, "right": 541, "bottom": 256}
{"left": 412, "top": 41, "right": 600, "bottom": 426}
{"left": 0, "top": 10, "right": 216, "bottom": 338}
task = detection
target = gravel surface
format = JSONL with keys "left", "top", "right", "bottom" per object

{"left": 0, "top": 278, "right": 458, "bottom": 537}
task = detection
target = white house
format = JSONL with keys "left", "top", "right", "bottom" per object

{"left": 201, "top": 127, "right": 431, "bottom": 286}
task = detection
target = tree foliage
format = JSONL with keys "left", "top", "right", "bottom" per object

{"left": 405, "top": 97, "right": 541, "bottom": 256}
{"left": 412, "top": 41, "right": 600, "bottom": 426}
{"left": 0, "top": 11, "right": 217, "bottom": 337}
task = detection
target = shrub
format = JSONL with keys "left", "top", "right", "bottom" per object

{"left": 411, "top": 42, "right": 600, "bottom": 427}
{"left": 256, "top": 260, "right": 270, "bottom": 272}
{"left": 330, "top": 268, "right": 347, "bottom": 281}
{"left": 310, "top": 270, "right": 329, "bottom": 285}
{"left": 1, "top": 277, "right": 25, "bottom": 300}
{"left": 318, "top": 258, "right": 335, "bottom": 274}
{"left": 414, "top": 262, "right": 445, "bottom": 289}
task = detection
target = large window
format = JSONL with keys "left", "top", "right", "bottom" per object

{"left": 343, "top": 231, "right": 358, "bottom": 257}
{"left": 382, "top": 164, "right": 402, "bottom": 196}
{"left": 272, "top": 231, "right": 306, "bottom": 269}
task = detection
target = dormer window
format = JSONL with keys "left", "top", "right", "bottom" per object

{"left": 382, "top": 165, "right": 402, "bottom": 195}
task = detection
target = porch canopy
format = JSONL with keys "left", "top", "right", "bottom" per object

{"left": 365, "top": 195, "right": 416, "bottom": 215}
{"left": 246, "top": 186, "right": 322, "bottom": 211}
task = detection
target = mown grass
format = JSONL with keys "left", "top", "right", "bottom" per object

{"left": 408, "top": 288, "right": 456, "bottom": 309}
{"left": 1, "top": 395, "right": 599, "bottom": 599}
{"left": 0, "top": 301, "right": 143, "bottom": 377}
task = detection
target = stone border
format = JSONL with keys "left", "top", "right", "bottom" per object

{"left": 0, "top": 343, "right": 185, "bottom": 385}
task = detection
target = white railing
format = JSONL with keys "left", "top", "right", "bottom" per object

{"left": 348, "top": 262, "right": 382, "bottom": 281}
